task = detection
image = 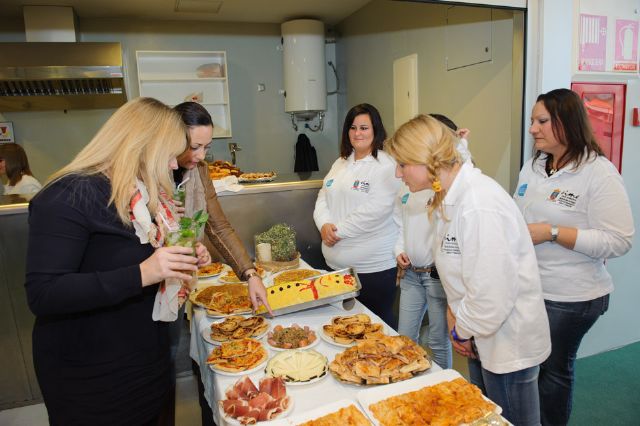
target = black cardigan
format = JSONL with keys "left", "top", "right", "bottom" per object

{"left": 25, "top": 174, "right": 170, "bottom": 425}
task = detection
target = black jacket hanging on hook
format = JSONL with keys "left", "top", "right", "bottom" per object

{"left": 294, "top": 134, "right": 319, "bottom": 172}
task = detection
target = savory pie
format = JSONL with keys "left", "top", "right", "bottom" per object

{"left": 210, "top": 315, "right": 269, "bottom": 342}
{"left": 322, "top": 314, "right": 384, "bottom": 345}
{"left": 369, "top": 377, "right": 498, "bottom": 426}
{"left": 189, "top": 284, "right": 252, "bottom": 315}
{"left": 206, "top": 338, "right": 268, "bottom": 373}
{"left": 273, "top": 269, "right": 321, "bottom": 286}
{"left": 297, "top": 405, "right": 372, "bottom": 426}
{"left": 198, "top": 262, "right": 224, "bottom": 277}
{"left": 329, "top": 335, "right": 431, "bottom": 385}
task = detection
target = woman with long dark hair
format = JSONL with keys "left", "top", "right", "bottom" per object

{"left": 514, "top": 88, "right": 634, "bottom": 425}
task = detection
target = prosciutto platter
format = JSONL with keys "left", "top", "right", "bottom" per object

{"left": 219, "top": 376, "right": 292, "bottom": 425}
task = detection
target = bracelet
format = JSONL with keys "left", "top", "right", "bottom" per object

{"left": 550, "top": 225, "right": 559, "bottom": 242}
{"left": 243, "top": 271, "right": 259, "bottom": 281}
{"left": 451, "top": 326, "right": 469, "bottom": 343}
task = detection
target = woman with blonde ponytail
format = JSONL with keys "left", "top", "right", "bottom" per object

{"left": 25, "top": 97, "right": 205, "bottom": 426}
{"left": 386, "top": 114, "right": 550, "bottom": 426}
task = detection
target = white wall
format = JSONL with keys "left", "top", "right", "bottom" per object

{"left": 337, "top": 0, "right": 519, "bottom": 190}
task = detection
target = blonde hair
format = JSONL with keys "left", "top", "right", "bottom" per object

{"left": 48, "top": 97, "right": 188, "bottom": 224}
{"left": 385, "top": 114, "right": 461, "bottom": 218}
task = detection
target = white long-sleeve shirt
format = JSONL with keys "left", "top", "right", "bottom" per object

{"left": 514, "top": 153, "right": 634, "bottom": 302}
{"left": 4, "top": 174, "right": 42, "bottom": 195}
{"left": 393, "top": 188, "right": 435, "bottom": 267}
{"left": 392, "top": 138, "right": 472, "bottom": 266}
{"left": 434, "top": 162, "right": 551, "bottom": 374}
{"left": 314, "top": 151, "right": 400, "bottom": 273}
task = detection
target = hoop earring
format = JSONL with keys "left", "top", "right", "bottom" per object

{"left": 432, "top": 179, "right": 442, "bottom": 193}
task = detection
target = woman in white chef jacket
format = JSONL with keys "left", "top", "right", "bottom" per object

{"left": 314, "top": 103, "right": 401, "bottom": 329}
{"left": 386, "top": 114, "right": 550, "bottom": 426}
{"left": 0, "top": 143, "right": 42, "bottom": 195}
{"left": 514, "top": 89, "right": 634, "bottom": 426}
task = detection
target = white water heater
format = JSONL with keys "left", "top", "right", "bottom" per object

{"left": 282, "top": 19, "right": 327, "bottom": 120}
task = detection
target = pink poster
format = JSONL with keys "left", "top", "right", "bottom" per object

{"left": 613, "top": 19, "right": 638, "bottom": 72}
{"left": 579, "top": 14, "right": 607, "bottom": 72}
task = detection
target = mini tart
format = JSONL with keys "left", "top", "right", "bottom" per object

{"left": 265, "top": 349, "right": 328, "bottom": 383}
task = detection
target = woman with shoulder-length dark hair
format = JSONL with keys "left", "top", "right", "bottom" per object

{"left": 514, "top": 88, "right": 634, "bottom": 425}
{"left": 0, "top": 143, "right": 42, "bottom": 194}
{"left": 314, "top": 103, "right": 401, "bottom": 328}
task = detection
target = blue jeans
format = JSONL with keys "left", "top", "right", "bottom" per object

{"left": 397, "top": 269, "right": 452, "bottom": 369}
{"left": 539, "top": 295, "right": 609, "bottom": 426}
{"left": 469, "top": 358, "right": 541, "bottom": 426}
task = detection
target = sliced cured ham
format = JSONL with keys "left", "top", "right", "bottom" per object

{"left": 259, "top": 376, "right": 287, "bottom": 399}
{"left": 220, "top": 376, "right": 291, "bottom": 425}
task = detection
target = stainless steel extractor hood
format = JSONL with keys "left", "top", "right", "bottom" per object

{"left": 0, "top": 42, "right": 127, "bottom": 112}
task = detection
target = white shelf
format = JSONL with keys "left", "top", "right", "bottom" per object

{"left": 136, "top": 50, "right": 232, "bottom": 138}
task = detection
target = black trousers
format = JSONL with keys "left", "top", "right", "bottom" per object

{"left": 356, "top": 267, "right": 398, "bottom": 330}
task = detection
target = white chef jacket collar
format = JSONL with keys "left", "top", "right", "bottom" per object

{"left": 532, "top": 150, "right": 596, "bottom": 177}
{"left": 347, "top": 151, "right": 377, "bottom": 164}
{"left": 443, "top": 161, "right": 477, "bottom": 207}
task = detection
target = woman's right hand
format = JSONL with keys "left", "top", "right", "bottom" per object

{"left": 139, "top": 246, "right": 197, "bottom": 287}
{"left": 396, "top": 253, "right": 411, "bottom": 269}
{"left": 321, "top": 223, "right": 341, "bottom": 247}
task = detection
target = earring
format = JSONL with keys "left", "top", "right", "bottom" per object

{"left": 432, "top": 179, "right": 442, "bottom": 193}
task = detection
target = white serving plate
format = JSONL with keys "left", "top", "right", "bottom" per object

{"left": 219, "top": 396, "right": 294, "bottom": 426}
{"left": 265, "top": 324, "right": 320, "bottom": 352}
{"left": 209, "top": 356, "right": 269, "bottom": 377}
{"left": 201, "top": 317, "right": 270, "bottom": 346}
{"left": 356, "top": 369, "right": 504, "bottom": 426}
{"left": 269, "top": 399, "right": 370, "bottom": 426}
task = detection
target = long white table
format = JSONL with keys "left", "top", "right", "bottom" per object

{"left": 189, "top": 270, "right": 442, "bottom": 425}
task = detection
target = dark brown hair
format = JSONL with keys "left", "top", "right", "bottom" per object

{"left": 0, "top": 143, "right": 34, "bottom": 186}
{"left": 340, "top": 103, "right": 387, "bottom": 159}
{"left": 532, "top": 88, "right": 603, "bottom": 169}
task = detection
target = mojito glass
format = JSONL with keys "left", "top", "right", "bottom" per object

{"left": 166, "top": 225, "right": 197, "bottom": 288}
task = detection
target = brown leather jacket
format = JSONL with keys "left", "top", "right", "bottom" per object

{"left": 197, "top": 162, "right": 254, "bottom": 278}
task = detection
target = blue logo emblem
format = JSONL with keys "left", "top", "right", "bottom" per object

{"left": 326, "top": 179, "right": 334, "bottom": 187}
{"left": 401, "top": 193, "right": 410, "bottom": 204}
{"left": 517, "top": 183, "right": 528, "bottom": 197}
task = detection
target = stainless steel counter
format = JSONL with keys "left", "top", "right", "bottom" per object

{"left": 217, "top": 171, "right": 324, "bottom": 196}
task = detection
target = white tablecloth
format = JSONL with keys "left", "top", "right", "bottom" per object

{"left": 189, "top": 264, "right": 442, "bottom": 425}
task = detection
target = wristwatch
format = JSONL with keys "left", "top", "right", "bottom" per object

{"left": 550, "top": 225, "right": 559, "bottom": 242}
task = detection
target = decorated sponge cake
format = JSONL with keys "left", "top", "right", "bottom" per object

{"left": 256, "top": 272, "right": 358, "bottom": 314}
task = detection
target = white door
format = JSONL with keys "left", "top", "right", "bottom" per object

{"left": 393, "top": 54, "right": 418, "bottom": 130}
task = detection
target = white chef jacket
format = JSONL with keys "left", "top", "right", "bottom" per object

{"left": 514, "top": 153, "right": 634, "bottom": 302}
{"left": 392, "top": 138, "right": 472, "bottom": 266}
{"left": 314, "top": 151, "right": 400, "bottom": 273}
{"left": 434, "top": 162, "right": 550, "bottom": 374}
{"left": 4, "top": 174, "right": 42, "bottom": 195}
{"left": 393, "top": 188, "right": 434, "bottom": 267}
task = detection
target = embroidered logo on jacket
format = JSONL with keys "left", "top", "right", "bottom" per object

{"left": 517, "top": 183, "right": 528, "bottom": 197}
{"left": 549, "top": 189, "right": 580, "bottom": 208}
{"left": 351, "top": 179, "right": 370, "bottom": 193}
{"left": 326, "top": 179, "right": 334, "bottom": 187}
{"left": 401, "top": 193, "right": 410, "bottom": 204}
{"left": 441, "top": 233, "right": 461, "bottom": 255}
